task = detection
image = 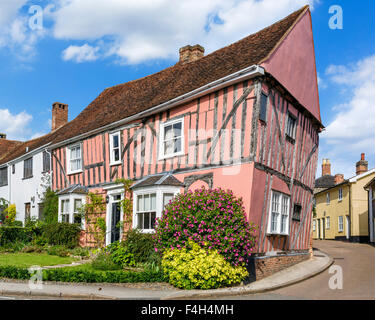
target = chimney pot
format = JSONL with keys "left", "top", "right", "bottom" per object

{"left": 179, "top": 44, "right": 204, "bottom": 64}
{"left": 52, "top": 102, "right": 68, "bottom": 131}
{"left": 356, "top": 153, "right": 368, "bottom": 176}
{"left": 322, "top": 158, "right": 331, "bottom": 176}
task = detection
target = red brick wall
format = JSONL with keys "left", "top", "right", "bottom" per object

{"left": 249, "top": 252, "right": 310, "bottom": 281}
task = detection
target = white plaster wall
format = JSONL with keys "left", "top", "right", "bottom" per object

{"left": 2, "top": 151, "right": 51, "bottom": 224}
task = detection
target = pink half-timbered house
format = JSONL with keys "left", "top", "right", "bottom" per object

{"left": 49, "top": 6, "right": 322, "bottom": 277}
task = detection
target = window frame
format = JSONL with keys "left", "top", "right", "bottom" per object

{"left": 132, "top": 186, "right": 180, "bottom": 233}
{"left": 338, "top": 188, "right": 343, "bottom": 201}
{"left": 23, "top": 157, "right": 33, "bottom": 180}
{"left": 259, "top": 92, "right": 268, "bottom": 123}
{"left": 58, "top": 194, "right": 86, "bottom": 228}
{"left": 313, "top": 220, "right": 316, "bottom": 232}
{"left": 0, "top": 167, "right": 8, "bottom": 187}
{"left": 326, "top": 216, "right": 330, "bottom": 230}
{"left": 66, "top": 143, "right": 83, "bottom": 175}
{"left": 109, "top": 132, "right": 122, "bottom": 166}
{"left": 326, "top": 192, "right": 330, "bottom": 205}
{"left": 286, "top": 112, "right": 297, "bottom": 141}
{"left": 292, "top": 203, "right": 302, "bottom": 222}
{"left": 338, "top": 216, "right": 344, "bottom": 232}
{"left": 42, "top": 151, "right": 51, "bottom": 173}
{"left": 159, "top": 118, "right": 185, "bottom": 160}
{"left": 267, "top": 190, "right": 291, "bottom": 236}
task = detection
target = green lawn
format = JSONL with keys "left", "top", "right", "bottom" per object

{"left": 0, "top": 253, "right": 78, "bottom": 268}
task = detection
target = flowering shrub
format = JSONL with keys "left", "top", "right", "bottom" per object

{"left": 154, "top": 188, "right": 257, "bottom": 266}
{"left": 162, "top": 241, "right": 248, "bottom": 289}
{"left": 3, "top": 204, "right": 16, "bottom": 226}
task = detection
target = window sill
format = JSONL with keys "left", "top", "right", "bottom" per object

{"left": 67, "top": 170, "right": 83, "bottom": 175}
{"left": 158, "top": 152, "right": 185, "bottom": 161}
{"left": 22, "top": 176, "right": 33, "bottom": 180}
{"left": 267, "top": 232, "right": 289, "bottom": 237}
{"left": 110, "top": 161, "right": 122, "bottom": 167}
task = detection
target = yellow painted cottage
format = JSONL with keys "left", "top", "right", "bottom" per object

{"left": 313, "top": 154, "right": 375, "bottom": 243}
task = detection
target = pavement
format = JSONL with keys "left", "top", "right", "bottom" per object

{"left": 0, "top": 248, "right": 333, "bottom": 300}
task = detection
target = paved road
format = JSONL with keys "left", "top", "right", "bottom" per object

{"left": 214, "top": 240, "right": 375, "bottom": 300}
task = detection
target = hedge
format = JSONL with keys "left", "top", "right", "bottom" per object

{"left": 41, "top": 223, "right": 81, "bottom": 248}
{"left": 0, "top": 265, "right": 165, "bottom": 283}
{"left": 0, "top": 226, "right": 41, "bottom": 246}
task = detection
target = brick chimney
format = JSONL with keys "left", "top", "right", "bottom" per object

{"left": 334, "top": 174, "right": 344, "bottom": 185}
{"left": 0, "top": 133, "right": 6, "bottom": 139}
{"left": 356, "top": 153, "right": 368, "bottom": 176}
{"left": 322, "top": 159, "right": 331, "bottom": 176}
{"left": 52, "top": 102, "right": 68, "bottom": 131}
{"left": 179, "top": 45, "right": 205, "bottom": 64}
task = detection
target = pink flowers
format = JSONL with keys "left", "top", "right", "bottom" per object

{"left": 154, "top": 187, "right": 257, "bottom": 266}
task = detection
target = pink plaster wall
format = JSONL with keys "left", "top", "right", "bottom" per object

{"left": 261, "top": 10, "right": 321, "bottom": 123}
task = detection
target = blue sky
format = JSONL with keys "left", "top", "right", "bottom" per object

{"left": 0, "top": 0, "right": 374, "bottom": 179}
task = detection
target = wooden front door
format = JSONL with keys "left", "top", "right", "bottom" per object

{"left": 111, "top": 202, "right": 121, "bottom": 243}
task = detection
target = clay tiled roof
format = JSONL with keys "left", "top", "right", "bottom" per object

{"left": 0, "top": 139, "right": 21, "bottom": 161}
{"left": 51, "top": 5, "right": 311, "bottom": 145}
{"left": 0, "top": 133, "right": 54, "bottom": 165}
{"left": 0, "top": 5, "right": 311, "bottom": 165}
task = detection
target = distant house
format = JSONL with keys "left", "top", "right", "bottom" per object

{"left": 0, "top": 103, "right": 69, "bottom": 223}
{"left": 313, "top": 154, "right": 375, "bottom": 243}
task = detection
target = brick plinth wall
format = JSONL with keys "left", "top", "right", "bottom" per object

{"left": 247, "top": 251, "right": 310, "bottom": 282}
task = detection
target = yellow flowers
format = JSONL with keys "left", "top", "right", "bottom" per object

{"left": 162, "top": 241, "right": 248, "bottom": 290}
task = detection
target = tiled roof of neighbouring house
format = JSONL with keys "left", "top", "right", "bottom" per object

{"left": 0, "top": 5, "right": 311, "bottom": 166}
{"left": 0, "top": 132, "right": 55, "bottom": 165}
{"left": 50, "top": 5, "right": 312, "bottom": 145}
{"left": 314, "top": 175, "right": 336, "bottom": 189}
{"left": 0, "top": 139, "right": 21, "bottom": 160}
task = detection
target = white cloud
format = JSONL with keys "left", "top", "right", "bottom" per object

{"left": 0, "top": 1, "right": 45, "bottom": 60}
{"left": 49, "top": 0, "right": 316, "bottom": 64}
{"left": 0, "top": 108, "right": 33, "bottom": 141}
{"left": 62, "top": 43, "right": 99, "bottom": 63}
{"left": 319, "top": 54, "right": 375, "bottom": 178}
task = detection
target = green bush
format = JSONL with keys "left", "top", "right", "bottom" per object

{"left": 162, "top": 241, "right": 248, "bottom": 290}
{"left": 47, "top": 245, "right": 70, "bottom": 257}
{"left": 0, "top": 226, "right": 40, "bottom": 246}
{"left": 41, "top": 222, "right": 81, "bottom": 248}
{"left": 154, "top": 188, "right": 257, "bottom": 267}
{"left": 0, "top": 241, "right": 25, "bottom": 253}
{"left": 91, "top": 252, "right": 123, "bottom": 271}
{"left": 43, "top": 268, "right": 164, "bottom": 283}
{"left": 70, "top": 247, "right": 90, "bottom": 258}
{"left": 106, "top": 241, "right": 136, "bottom": 267}
{"left": 0, "top": 265, "right": 164, "bottom": 283}
{"left": 21, "top": 245, "right": 45, "bottom": 253}
{"left": 123, "top": 229, "right": 156, "bottom": 264}
{"left": 0, "top": 266, "right": 30, "bottom": 280}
